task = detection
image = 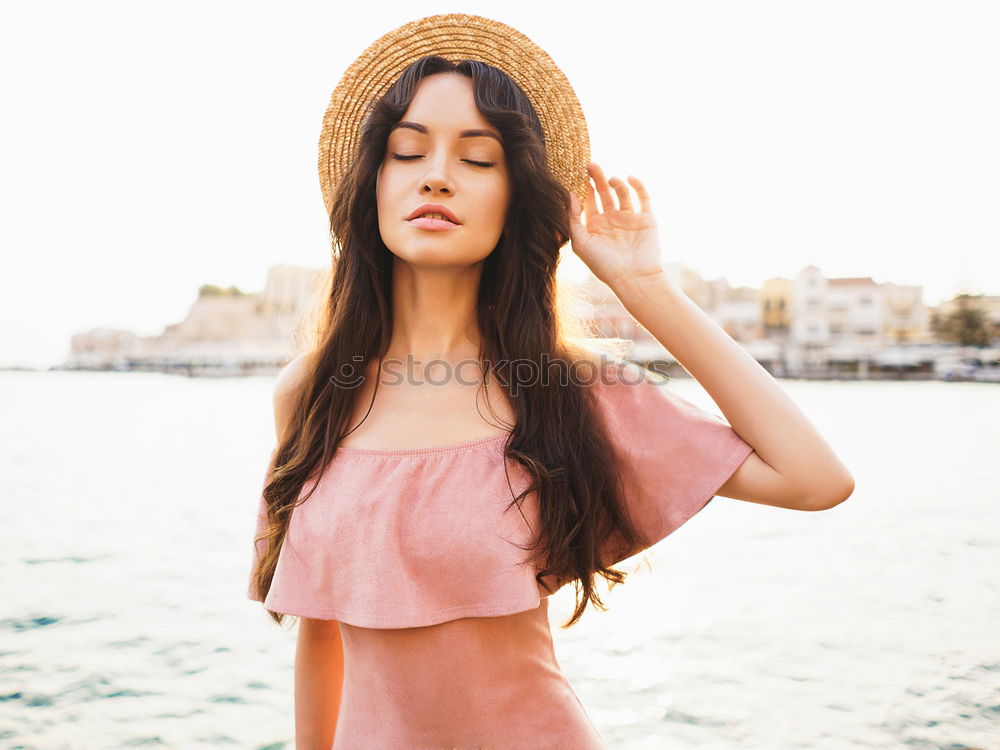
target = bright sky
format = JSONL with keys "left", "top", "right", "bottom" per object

{"left": 2, "top": 1, "right": 997, "bottom": 368}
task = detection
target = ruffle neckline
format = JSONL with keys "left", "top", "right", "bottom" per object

{"left": 248, "top": 365, "right": 754, "bottom": 629}
{"left": 333, "top": 429, "right": 512, "bottom": 457}
{"left": 249, "top": 431, "right": 551, "bottom": 628}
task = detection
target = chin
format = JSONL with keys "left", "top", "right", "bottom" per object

{"left": 391, "top": 244, "right": 493, "bottom": 267}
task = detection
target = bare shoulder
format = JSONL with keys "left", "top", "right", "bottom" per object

{"left": 273, "top": 352, "right": 318, "bottom": 441}
{"left": 275, "top": 351, "right": 316, "bottom": 399}
{"left": 562, "top": 340, "right": 609, "bottom": 376}
{"left": 563, "top": 341, "right": 655, "bottom": 387}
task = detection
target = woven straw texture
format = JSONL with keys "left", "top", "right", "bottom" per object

{"left": 317, "top": 13, "right": 591, "bottom": 214}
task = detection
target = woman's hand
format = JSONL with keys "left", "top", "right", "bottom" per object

{"left": 568, "top": 162, "right": 665, "bottom": 291}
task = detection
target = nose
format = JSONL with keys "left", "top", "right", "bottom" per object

{"left": 422, "top": 183, "right": 449, "bottom": 195}
{"left": 421, "top": 176, "right": 451, "bottom": 195}
{"left": 420, "top": 153, "right": 453, "bottom": 195}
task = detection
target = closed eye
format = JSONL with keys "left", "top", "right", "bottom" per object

{"left": 390, "top": 154, "right": 495, "bottom": 168}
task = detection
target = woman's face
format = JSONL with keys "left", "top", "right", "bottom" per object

{"left": 376, "top": 72, "right": 511, "bottom": 267}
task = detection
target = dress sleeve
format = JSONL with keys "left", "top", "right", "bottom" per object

{"left": 588, "top": 363, "right": 754, "bottom": 565}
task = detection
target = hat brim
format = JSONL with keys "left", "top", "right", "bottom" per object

{"left": 318, "top": 13, "right": 591, "bottom": 215}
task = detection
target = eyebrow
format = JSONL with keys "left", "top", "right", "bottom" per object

{"left": 390, "top": 121, "right": 503, "bottom": 144}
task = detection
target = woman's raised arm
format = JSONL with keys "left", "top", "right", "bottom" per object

{"left": 568, "top": 163, "right": 855, "bottom": 511}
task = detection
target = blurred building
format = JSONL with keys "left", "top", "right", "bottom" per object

{"left": 570, "top": 261, "right": 941, "bottom": 377}
{"left": 759, "top": 277, "right": 793, "bottom": 338}
{"left": 882, "top": 282, "right": 931, "bottom": 343}
{"left": 65, "top": 257, "right": 981, "bottom": 380}
{"left": 63, "top": 265, "right": 324, "bottom": 374}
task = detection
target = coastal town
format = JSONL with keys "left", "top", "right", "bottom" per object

{"left": 58, "top": 262, "right": 1000, "bottom": 382}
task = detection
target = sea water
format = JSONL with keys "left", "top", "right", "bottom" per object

{"left": 1, "top": 371, "right": 997, "bottom": 750}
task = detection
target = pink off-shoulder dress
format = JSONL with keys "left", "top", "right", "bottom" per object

{"left": 247, "top": 364, "right": 754, "bottom": 749}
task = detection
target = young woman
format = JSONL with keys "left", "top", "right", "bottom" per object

{"left": 248, "top": 15, "right": 854, "bottom": 749}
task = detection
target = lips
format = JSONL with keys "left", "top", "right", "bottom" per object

{"left": 405, "top": 204, "right": 461, "bottom": 224}
{"left": 406, "top": 216, "right": 461, "bottom": 231}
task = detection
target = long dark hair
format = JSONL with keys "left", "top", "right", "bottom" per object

{"left": 250, "top": 55, "right": 644, "bottom": 629}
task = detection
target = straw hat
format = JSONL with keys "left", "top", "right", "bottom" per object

{"left": 317, "top": 13, "right": 591, "bottom": 215}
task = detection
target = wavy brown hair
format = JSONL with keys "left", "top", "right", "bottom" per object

{"left": 250, "top": 55, "right": 645, "bottom": 629}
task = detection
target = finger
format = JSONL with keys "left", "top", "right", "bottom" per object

{"left": 567, "top": 193, "right": 587, "bottom": 245}
{"left": 588, "top": 162, "right": 617, "bottom": 212}
{"left": 609, "top": 176, "right": 633, "bottom": 212}
{"left": 584, "top": 177, "right": 599, "bottom": 220}
{"left": 627, "top": 175, "right": 651, "bottom": 213}
{"left": 568, "top": 193, "right": 583, "bottom": 226}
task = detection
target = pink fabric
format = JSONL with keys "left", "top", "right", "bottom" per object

{"left": 333, "top": 597, "right": 605, "bottom": 749}
{"left": 586, "top": 365, "right": 756, "bottom": 564}
{"left": 247, "top": 364, "right": 753, "bottom": 748}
